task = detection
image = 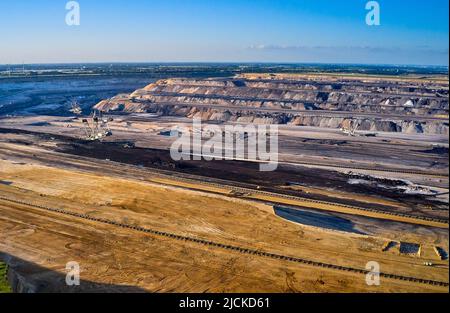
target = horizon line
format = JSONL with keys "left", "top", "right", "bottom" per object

{"left": 0, "top": 61, "right": 448, "bottom": 68}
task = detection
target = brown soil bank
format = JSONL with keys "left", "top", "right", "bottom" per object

{"left": 56, "top": 140, "right": 448, "bottom": 221}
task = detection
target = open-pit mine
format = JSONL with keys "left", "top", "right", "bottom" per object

{"left": 0, "top": 73, "right": 448, "bottom": 293}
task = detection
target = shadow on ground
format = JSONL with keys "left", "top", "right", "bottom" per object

{"left": 274, "top": 206, "right": 366, "bottom": 235}
{"left": 0, "top": 252, "right": 147, "bottom": 293}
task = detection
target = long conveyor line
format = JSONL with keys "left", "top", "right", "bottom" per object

{"left": 0, "top": 196, "right": 448, "bottom": 288}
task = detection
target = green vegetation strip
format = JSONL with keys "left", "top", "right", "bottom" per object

{"left": 0, "top": 262, "right": 12, "bottom": 293}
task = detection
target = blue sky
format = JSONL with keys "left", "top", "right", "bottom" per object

{"left": 0, "top": 0, "right": 448, "bottom": 65}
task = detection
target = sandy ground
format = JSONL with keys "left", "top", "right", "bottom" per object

{"left": 0, "top": 151, "right": 448, "bottom": 292}
{"left": 0, "top": 116, "right": 448, "bottom": 293}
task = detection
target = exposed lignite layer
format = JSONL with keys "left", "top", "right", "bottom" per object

{"left": 95, "top": 74, "right": 449, "bottom": 134}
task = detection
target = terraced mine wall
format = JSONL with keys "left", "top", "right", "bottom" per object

{"left": 95, "top": 75, "right": 449, "bottom": 135}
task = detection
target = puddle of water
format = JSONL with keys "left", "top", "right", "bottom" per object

{"left": 274, "top": 206, "right": 366, "bottom": 235}
{"left": 0, "top": 181, "right": 12, "bottom": 186}
{"left": 26, "top": 122, "right": 52, "bottom": 127}
{"left": 399, "top": 242, "right": 420, "bottom": 255}
{"left": 435, "top": 247, "right": 448, "bottom": 260}
{"left": 382, "top": 241, "right": 398, "bottom": 252}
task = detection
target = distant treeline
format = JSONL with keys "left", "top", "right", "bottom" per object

{"left": 0, "top": 63, "right": 448, "bottom": 78}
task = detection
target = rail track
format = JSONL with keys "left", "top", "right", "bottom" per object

{"left": 104, "top": 161, "right": 448, "bottom": 226}
{"left": 279, "top": 162, "right": 449, "bottom": 178}
{"left": 1, "top": 126, "right": 448, "bottom": 178}
{"left": 150, "top": 174, "right": 449, "bottom": 226}
{"left": 0, "top": 196, "right": 448, "bottom": 288}
{"left": 0, "top": 143, "right": 447, "bottom": 227}
{"left": 47, "top": 149, "right": 445, "bottom": 228}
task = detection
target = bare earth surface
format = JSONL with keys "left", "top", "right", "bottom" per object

{"left": 0, "top": 73, "right": 448, "bottom": 293}
{"left": 0, "top": 131, "right": 448, "bottom": 292}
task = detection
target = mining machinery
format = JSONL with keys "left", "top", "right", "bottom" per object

{"left": 69, "top": 100, "right": 82, "bottom": 115}
{"left": 81, "top": 110, "right": 113, "bottom": 141}
{"left": 340, "top": 119, "right": 361, "bottom": 136}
